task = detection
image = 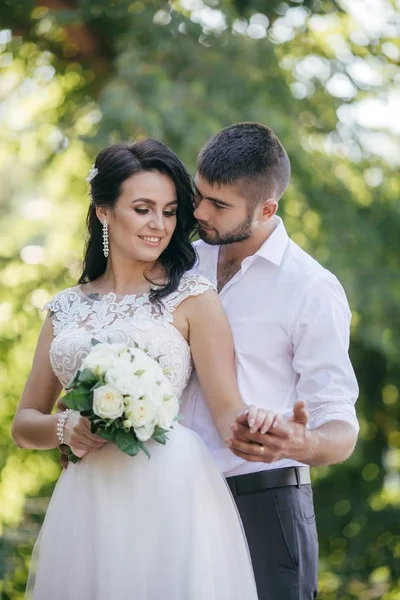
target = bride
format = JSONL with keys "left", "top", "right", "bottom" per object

{"left": 12, "top": 139, "right": 269, "bottom": 599}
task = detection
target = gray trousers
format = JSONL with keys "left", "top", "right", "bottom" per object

{"left": 227, "top": 478, "right": 319, "bottom": 599}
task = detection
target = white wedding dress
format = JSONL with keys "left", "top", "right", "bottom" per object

{"left": 25, "top": 273, "right": 258, "bottom": 600}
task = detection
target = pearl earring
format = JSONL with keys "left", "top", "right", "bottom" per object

{"left": 102, "top": 220, "right": 109, "bottom": 258}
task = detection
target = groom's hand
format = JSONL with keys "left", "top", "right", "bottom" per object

{"left": 227, "top": 401, "right": 311, "bottom": 463}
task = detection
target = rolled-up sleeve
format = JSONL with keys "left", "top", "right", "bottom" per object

{"left": 290, "top": 275, "right": 359, "bottom": 433}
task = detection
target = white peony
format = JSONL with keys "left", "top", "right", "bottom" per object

{"left": 93, "top": 385, "right": 124, "bottom": 420}
{"left": 130, "top": 380, "right": 165, "bottom": 407}
{"left": 129, "top": 346, "right": 152, "bottom": 363}
{"left": 130, "top": 348, "right": 165, "bottom": 380}
{"left": 156, "top": 396, "right": 179, "bottom": 430}
{"left": 147, "top": 386, "right": 164, "bottom": 407}
{"left": 120, "top": 349, "right": 171, "bottom": 405}
{"left": 135, "top": 420, "right": 156, "bottom": 442}
{"left": 82, "top": 343, "right": 123, "bottom": 376}
{"left": 125, "top": 397, "right": 156, "bottom": 428}
{"left": 105, "top": 353, "right": 137, "bottom": 395}
{"left": 157, "top": 377, "right": 175, "bottom": 399}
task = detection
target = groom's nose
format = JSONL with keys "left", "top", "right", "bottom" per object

{"left": 193, "top": 201, "right": 209, "bottom": 222}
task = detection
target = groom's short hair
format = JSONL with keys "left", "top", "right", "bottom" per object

{"left": 197, "top": 122, "right": 291, "bottom": 204}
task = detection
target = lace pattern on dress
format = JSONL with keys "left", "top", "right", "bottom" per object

{"left": 44, "top": 273, "right": 215, "bottom": 337}
{"left": 44, "top": 273, "right": 215, "bottom": 394}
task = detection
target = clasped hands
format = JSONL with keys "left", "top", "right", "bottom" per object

{"left": 59, "top": 400, "right": 311, "bottom": 468}
{"left": 226, "top": 401, "right": 310, "bottom": 464}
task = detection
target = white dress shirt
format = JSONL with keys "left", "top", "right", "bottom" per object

{"left": 180, "top": 217, "right": 359, "bottom": 477}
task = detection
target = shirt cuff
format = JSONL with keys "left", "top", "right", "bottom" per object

{"left": 308, "top": 402, "right": 359, "bottom": 434}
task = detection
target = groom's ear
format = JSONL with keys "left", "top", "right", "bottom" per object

{"left": 257, "top": 199, "right": 278, "bottom": 222}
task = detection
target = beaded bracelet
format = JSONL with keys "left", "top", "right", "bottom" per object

{"left": 56, "top": 409, "right": 73, "bottom": 445}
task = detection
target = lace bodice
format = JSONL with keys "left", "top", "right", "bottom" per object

{"left": 45, "top": 273, "right": 215, "bottom": 397}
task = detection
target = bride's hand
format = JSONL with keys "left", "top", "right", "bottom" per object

{"left": 63, "top": 411, "right": 107, "bottom": 456}
{"left": 246, "top": 406, "right": 278, "bottom": 435}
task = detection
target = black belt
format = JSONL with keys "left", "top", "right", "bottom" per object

{"left": 226, "top": 466, "right": 311, "bottom": 495}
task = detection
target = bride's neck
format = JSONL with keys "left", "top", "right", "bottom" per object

{"left": 94, "top": 256, "right": 162, "bottom": 296}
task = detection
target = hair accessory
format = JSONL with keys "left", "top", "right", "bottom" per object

{"left": 86, "top": 164, "right": 98, "bottom": 183}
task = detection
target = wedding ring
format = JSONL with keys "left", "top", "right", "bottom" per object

{"left": 259, "top": 445, "right": 265, "bottom": 455}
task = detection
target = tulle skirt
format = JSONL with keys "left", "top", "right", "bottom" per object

{"left": 25, "top": 424, "right": 258, "bottom": 599}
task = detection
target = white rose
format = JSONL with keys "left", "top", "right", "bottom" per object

{"left": 135, "top": 420, "right": 156, "bottom": 442}
{"left": 82, "top": 343, "right": 122, "bottom": 376}
{"left": 125, "top": 397, "right": 156, "bottom": 428}
{"left": 156, "top": 396, "right": 179, "bottom": 430}
{"left": 93, "top": 385, "right": 124, "bottom": 420}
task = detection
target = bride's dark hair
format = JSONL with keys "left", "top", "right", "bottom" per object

{"left": 79, "top": 139, "right": 197, "bottom": 304}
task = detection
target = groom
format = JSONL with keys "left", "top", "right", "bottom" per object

{"left": 182, "top": 122, "right": 359, "bottom": 599}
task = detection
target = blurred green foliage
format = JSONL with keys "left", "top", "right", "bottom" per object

{"left": 0, "top": 1, "right": 399, "bottom": 598}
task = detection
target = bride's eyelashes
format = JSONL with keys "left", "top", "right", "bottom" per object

{"left": 134, "top": 208, "right": 177, "bottom": 217}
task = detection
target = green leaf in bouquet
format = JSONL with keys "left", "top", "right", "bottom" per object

{"left": 134, "top": 369, "right": 145, "bottom": 376}
{"left": 153, "top": 433, "right": 168, "bottom": 444}
{"left": 65, "top": 370, "right": 81, "bottom": 391}
{"left": 115, "top": 430, "right": 140, "bottom": 456}
{"left": 137, "top": 440, "right": 151, "bottom": 459}
{"left": 90, "top": 417, "right": 107, "bottom": 433}
{"left": 63, "top": 388, "right": 92, "bottom": 412}
{"left": 98, "top": 427, "right": 117, "bottom": 442}
{"left": 153, "top": 426, "right": 169, "bottom": 436}
{"left": 91, "top": 338, "right": 102, "bottom": 346}
{"left": 77, "top": 369, "right": 98, "bottom": 386}
{"left": 91, "top": 380, "right": 106, "bottom": 390}
{"left": 152, "top": 426, "right": 169, "bottom": 445}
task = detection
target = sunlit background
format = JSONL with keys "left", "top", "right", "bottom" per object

{"left": 0, "top": 1, "right": 399, "bottom": 598}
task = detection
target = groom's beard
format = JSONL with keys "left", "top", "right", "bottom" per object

{"left": 197, "top": 211, "right": 254, "bottom": 246}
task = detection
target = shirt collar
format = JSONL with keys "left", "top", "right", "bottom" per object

{"left": 253, "top": 216, "right": 289, "bottom": 266}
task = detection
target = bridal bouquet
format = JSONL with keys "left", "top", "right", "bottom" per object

{"left": 63, "top": 340, "right": 179, "bottom": 463}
